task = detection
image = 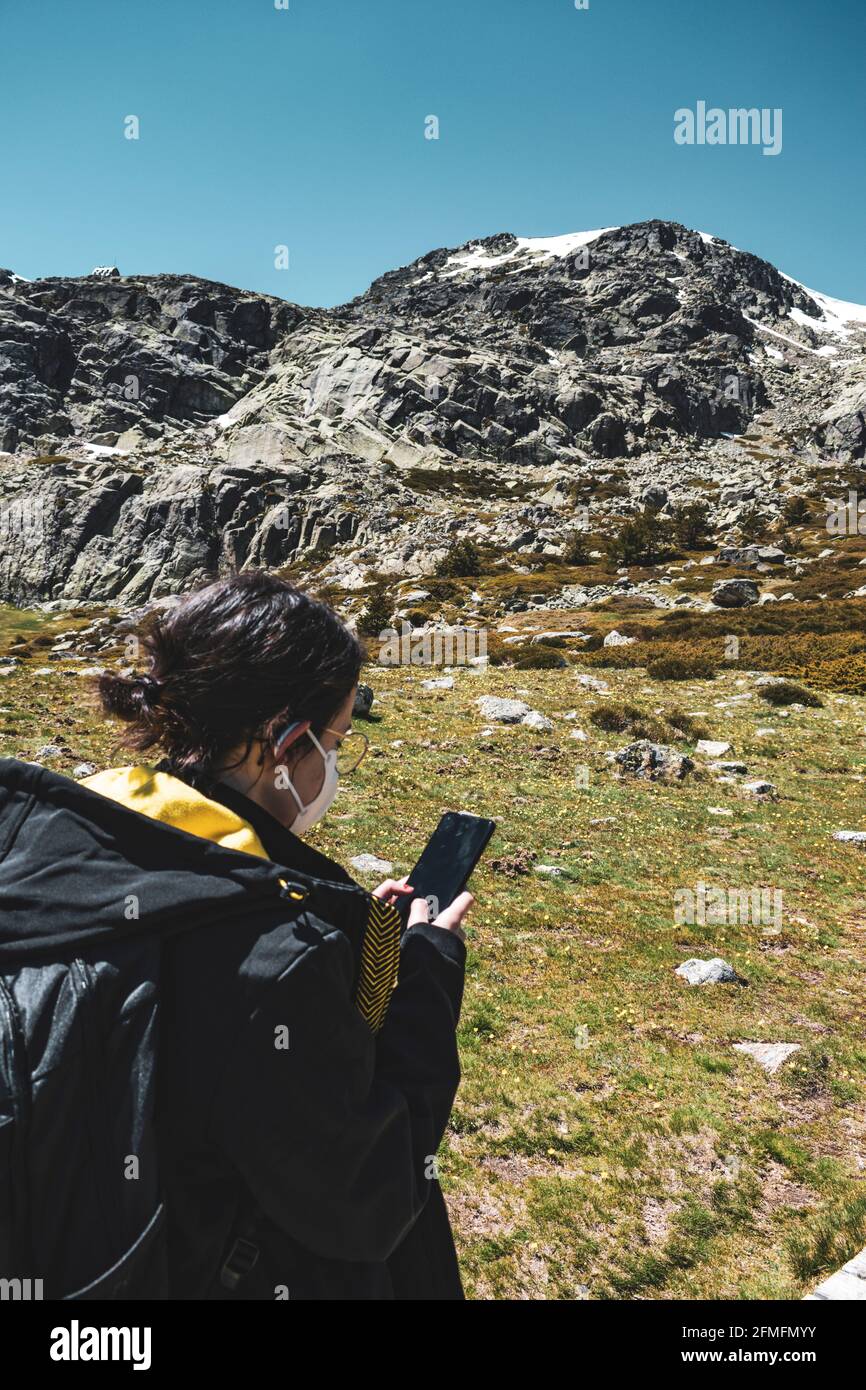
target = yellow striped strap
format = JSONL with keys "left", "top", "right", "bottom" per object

{"left": 356, "top": 895, "right": 402, "bottom": 1033}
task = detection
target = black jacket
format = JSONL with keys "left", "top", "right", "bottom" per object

{"left": 0, "top": 757, "right": 466, "bottom": 1300}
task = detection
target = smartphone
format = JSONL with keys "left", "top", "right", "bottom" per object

{"left": 398, "top": 811, "right": 496, "bottom": 926}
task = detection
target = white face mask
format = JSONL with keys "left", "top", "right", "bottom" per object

{"left": 282, "top": 728, "right": 339, "bottom": 836}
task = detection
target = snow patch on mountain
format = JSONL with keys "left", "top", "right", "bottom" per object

{"left": 784, "top": 282, "right": 866, "bottom": 337}
{"left": 744, "top": 314, "right": 840, "bottom": 358}
{"left": 442, "top": 227, "right": 618, "bottom": 278}
{"left": 695, "top": 234, "right": 866, "bottom": 337}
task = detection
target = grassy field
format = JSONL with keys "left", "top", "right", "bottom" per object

{"left": 2, "top": 602, "right": 866, "bottom": 1299}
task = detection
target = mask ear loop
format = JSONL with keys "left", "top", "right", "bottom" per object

{"left": 273, "top": 720, "right": 308, "bottom": 815}
{"left": 273, "top": 719, "right": 304, "bottom": 761}
{"left": 272, "top": 723, "right": 332, "bottom": 819}
{"left": 305, "top": 729, "right": 331, "bottom": 760}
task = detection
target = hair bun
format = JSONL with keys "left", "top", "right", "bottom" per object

{"left": 136, "top": 674, "right": 162, "bottom": 704}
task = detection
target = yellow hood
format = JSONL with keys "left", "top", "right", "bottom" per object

{"left": 82, "top": 764, "right": 401, "bottom": 1035}
{"left": 81, "top": 766, "right": 269, "bottom": 860}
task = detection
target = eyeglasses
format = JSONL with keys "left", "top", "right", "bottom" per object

{"left": 325, "top": 727, "right": 369, "bottom": 775}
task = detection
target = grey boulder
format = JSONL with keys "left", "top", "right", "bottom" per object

{"left": 676, "top": 957, "right": 740, "bottom": 985}
{"left": 711, "top": 578, "right": 760, "bottom": 608}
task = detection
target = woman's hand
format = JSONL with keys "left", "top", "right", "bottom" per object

{"left": 407, "top": 891, "right": 474, "bottom": 943}
{"left": 372, "top": 877, "right": 414, "bottom": 907}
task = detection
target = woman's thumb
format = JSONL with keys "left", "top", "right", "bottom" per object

{"left": 407, "top": 895, "right": 430, "bottom": 927}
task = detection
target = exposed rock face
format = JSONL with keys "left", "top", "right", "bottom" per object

{"left": 220, "top": 220, "right": 861, "bottom": 471}
{"left": 1, "top": 219, "right": 865, "bottom": 604}
{"left": 0, "top": 270, "right": 304, "bottom": 453}
{"left": 0, "top": 456, "right": 362, "bottom": 604}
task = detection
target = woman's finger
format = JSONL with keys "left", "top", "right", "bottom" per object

{"left": 434, "top": 891, "right": 475, "bottom": 930}
{"left": 372, "top": 878, "right": 413, "bottom": 901}
{"left": 407, "top": 896, "right": 430, "bottom": 927}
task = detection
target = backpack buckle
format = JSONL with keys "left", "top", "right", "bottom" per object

{"left": 278, "top": 879, "right": 309, "bottom": 904}
{"left": 220, "top": 1237, "right": 260, "bottom": 1291}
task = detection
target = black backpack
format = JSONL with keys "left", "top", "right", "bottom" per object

{"left": 0, "top": 924, "right": 171, "bottom": 1298}
{"left": 0, "top": 757, "right": 308, "bottom": 1300}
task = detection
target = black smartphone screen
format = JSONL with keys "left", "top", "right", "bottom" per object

{"left": 398, "top": 811, "right": 495, "bottom": 925}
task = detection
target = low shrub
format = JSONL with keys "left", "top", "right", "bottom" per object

{"left": 670, "top": 501, "right": 712, "bottom": 550}
{"left": 563, "top": 532, "right": 592, "bottom": 565}
{"left": 424, "top": 578, "right": 459, "bottom": 601}
{"left": 589, "top": 702, "right": 666, "bottom": 740}
{"left": 663, "top": 708, "right": 711, "bottom": 740}
{"left": 782, "top": 496, "right": 812, "bottom": 525}
{"left": 801, "top": 654, "right": 866, "bottom": 695}
{"left": 647, "top": 654, "right": 717, "bottom": 681}
{"left": 759, "top": 680, "right": 823, "bottom": 708}
{"left": 512, "top": 645, "right": 569, "bottom": 670}
{"left": 357, "top": 580, "right": 393, "bottom": 638}
{"left": 434, "top": 539, "right": 483, "bottom": 578}
{"left": 492, "top": 642, "right": 572, "bottom": 669}
{"left": 605, "top": 510, "right": 672, "bottom": 567}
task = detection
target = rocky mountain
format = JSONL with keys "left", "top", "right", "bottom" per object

{"left": 1, "top": 220, "right": 864, "bottom": 607}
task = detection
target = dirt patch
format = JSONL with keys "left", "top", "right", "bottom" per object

{"left": 643, "top": 1197, "right": 678, "bottom": 1246}
{"left": 755, "top": 1161, "right": 816, "bottom": 1222}
{"left": 447, "top": 1188, "right": 521, "bottom": 1241}
{"left": 481, "top": 1154, "right": 583, "bottom": 1183}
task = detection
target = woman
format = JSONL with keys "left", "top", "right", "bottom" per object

{"left": 3, "top": 571, "right": 471, "bottom": 1300}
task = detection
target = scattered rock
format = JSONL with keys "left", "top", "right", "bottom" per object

{"left": 610, "top": 740, "right": 694, "bottom": 781}
{"left": 35, "top": 744, "right": 64, "bottom": 762}
{"left": 534, "top": 864, "right": 564, "bottom": 878}
{"left": 732, "top": 1042, "right": 801, "bottom": 1074}
{"left": 603, "top": 629, "right": 636, "bottom": 647}
{"left": 744, "top": 779, "right": 777, "bottom": 798}
{"left": 71, "top": 762, "right": 97, "bottom": 778}
{"left": 718, "top": 544, "right": 786, "bottom": 566}
{"left": 641, "top": 484, "right": 668, "bottom": 509}
{"left": 422, "top": 676, "right": 454, "bottom": 690}
{"left": 696, "top": 739, "right": 731, "bottom": 757}
{"left": 805, "top": 1248, "right": 866, "bottom": 1301}
{"left": 676, "top": 957, "right": 740, "bottom": 985}
{"left": 353, "top": 683, "right": 374, "bottom": 718}
{"left": 711, "top": 578, "right": 760, "bottom": 608}
{"left": 521, "top": 710, "right": 554, "bottom": 732}
{"left": 350, "top": 853, "right": 393, "bottom": 876}
{"left": 475, "top": 696, "right": 531, "bottom": 724}
{"left": 832, "top": 830, "right": 866, "bottom": 845}
{"left": 576, "top": 674, "right": 610, "bottom": 694}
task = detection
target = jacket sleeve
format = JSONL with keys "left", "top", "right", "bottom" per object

{"left": 208, "top": 916, "right": 466, "bottom": 1264}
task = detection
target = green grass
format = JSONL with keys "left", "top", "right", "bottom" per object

{"left": 1, "top": 602, "right": 865, "bottom": 1300}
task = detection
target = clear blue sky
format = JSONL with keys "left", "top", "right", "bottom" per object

{"left": 1, "top": 0, "right": 863, "bottom": 306}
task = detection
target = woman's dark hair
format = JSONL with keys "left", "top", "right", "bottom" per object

{"left": 96, "top": 572, "right": 365, "bottom": 774}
